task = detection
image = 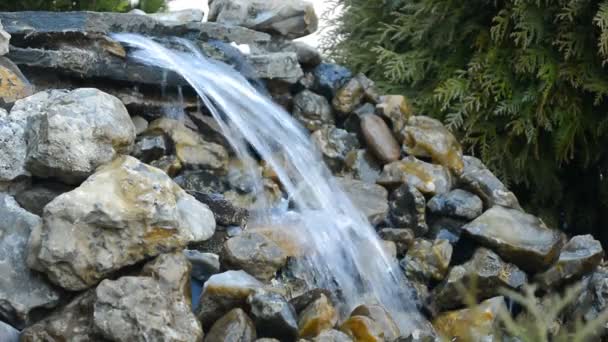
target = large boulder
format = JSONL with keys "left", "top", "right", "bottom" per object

{"left": 462, "top": 206, "right": 562, "bottom": 272}
{"left": 208, "top": 0, "right": 318, "bottom": 39}
{"left": 0, "top": 194, "right": 61, "bottom": 329}
{"left": 9, "top": 89, "right": 136, "bottom": 184}
{"left": 27, "top": 156, "right": 216, "bottom": 291}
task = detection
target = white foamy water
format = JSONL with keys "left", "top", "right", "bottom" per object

{"left": 112, "top": 33, "right": 428, "bottom": 334}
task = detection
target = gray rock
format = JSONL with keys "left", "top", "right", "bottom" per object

{"left": 312, "top": 63, "right": 353, "bottom": 100}
{"left": 132, "top": 134, "right": 167, "bottom": 162}
{"left": 209, "top": 0, "right": 318, "bottom": 39}
{"left": 0, "top": 321, "right": 19, "bottom": 342}
{"left": 0, "top": 20, "right": 9, "bottom": 56}
{"left": 0, "top": 194, "right": 61, "bottom": 329}
{"left": 338, "top": 177, "right": 389, "bottom": 226}
{"left": 378, "top": 157, "right": 453, "bottom": 196}
{"left": 0, "top": 108, "right": 28, "bottom": 182}
{"left": 248, "top": 52, "right": 304, "bottom": 83}
{"left": 12, "top": 89, "right": 136, "bottom": 184}
{"left": 188, "top": 191, "right": 249, "bottom": 227}
{"left": 389, "top": 184, "right": 428, "bottom": 236}
{"left": 378, "top": 228, "right": 415, "bottom": 256}
{"left": 401, "top": 239, "right": 453, "bottom": 282}
{"left": 343, "top": 103, "right": 376, "bottom": 136}
{"left": 462, "top": 206, "right": 562, "bottom": 272}
{"left": 376, "top": 95, "right": 411, "bottom": 139}
{"left": 174, "top": 170, "right": 227, "bottom": 194}
{"left": 294, "top": 41, "right": 322, "bottom": 66}
{"left": 183, "top": 250, "right": 220, "bottom": 282}
{"left": 0, "top": 57, "right": 33, "bottom": 106}
{"left": 431, "top": 248, "right": 527, "bottom": 311}
{"left": 149, "top": 9, "right": 204, "bottom": 23}
{"left": 289, "top": 289, "right": 334, "bottom": 313}
{"left": 27, "top": 156, "right": 216, "bottom": 291}
{"left": 566, "top": 266, "right": 608, "bottom": 335}
{"left": 248, "top": 291, "right": 298, "bottom": 341}
{"left": 459, "top": 156, "right": 521, "bottom": 210}
{"left": 15, "top": 181, "right": 73, "bottom": 216}
{"left": 360, "top": 114, "right": 401, "bottom": 164}
{"left": 206, "top": 308, "right": 257, "bottom": 342}
{"left": 332, "top": 77, "right": 365, "bottom": 115}
{"left": 313, "top": 329, "right": 353, "bottom": 342}
{"left": 150, "top": 155, "right": 182, "bottom": 177}
{"left": 344, "top": 149, "right": 382, "bottom": 184}
{"left": 221, "top": 232, "right": 288, "bottom": 281}
{"left": 427, "top": 189, "right": 483, "bottom": 221}
{"left": 311, "top": 126, "right": 359, "bottom": 172}
{"left": 131, "top": 115, "right": 149, "bottom": 135}
{"left": 535, "top": 235, "right": 603, "bottom": 288}
{"left": 292, "top": 90, "right": 335, "bottom": 131}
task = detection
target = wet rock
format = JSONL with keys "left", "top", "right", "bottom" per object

{"left": 0, "top": 194, "right": 61, "bottom": 329}
{"left": 226, "top": 159, "right": 260, "bottom": 193}
{"left": 0, "top": 57, "right": 33, "bottom": 106}
{"left": 15, "top": 181, "right": 72, "bottom": 216}
{"left": 289, "top": 289, "right": 334, "bottom": 313}
{"left": 147, "top": 118, "right": 229, "bottom": 173}
{"left": 150, "top": 155, "right": 182, "bottom": 176}
{"left": 312, "top": 63, "right": 353, "bottom": 99}
{"left": 388, "top": 184, "right": 428, "bottom": 236}
{"left": 344, "top": 149, "right": 382, "bottom": 184}
{"left": 248, "top": 52, "right": 304, "bottom": 84}
{"left": 221, "top": 232, "right": 288, "bottom": 281}
{"left": 459, "top": 156, "right": 521, "bottom": 210}
{"left": 566, "top": 266, "right": 608, "bottom": 331}
{"left": 535, "top": 235, "right": 603, "bottom": 288}
{"left": 248, "top": 291, "right": 298, "bottom": 341}
{"left": 189, "top": 191, "right": 249, "bottom": 227}
{"left": 132, "top": 134, "right": 167, "bottom": 162}
{"left": 462, "top": 206, "right": 562, "bottom": 272}
{"left": 27, "top": 156, "right": 216, "bottom": 291}
{"left": 379, "top": 157, "right": 453, "bottom": 196}
{"left": 350, "top": 304, "right": 400, "bottom": 341}
{"left": 360, "top": 114, "right": 401, "bottom": 164}
{"left": 184, "top": 250, "right": 220, "bottom": 282}
{"left": 338, "top": 177, "right": 389, "bottom": 226}
{"left": 149, "top": 9, "right": 204, "bottom": 23}
{"left": 402, "top": 116, "right": 464, "bottom": 174}
{"left": 207, "top": 308, "right": 257, "bottom": 342}
{"left": 0, "top": 20, "right": 9, "bottom": 56}
{"left": 298, "top": 294, "right": 338, "bottom": 339}
{"left": 379, "top": 228, "right": 415, "bottom": 256}
{"left": 426, "top": 217, "right": 467, "bottom": 245}
{"left": 174, "top": 169, "right": 227, "bottom": 194}
{"left": 382, "top": 240, "right": 398, "bottom": 259}
{"left": 343, "top": 103, "right": 375, "bottom": 136}
{"left": 311, "top": 126, "right": 359, "bottom": 172}
{"left": 313, "top": 329, "right": 354, "bottom": 342}
{"left": 0, "top": 108, "right": 28, "bottom": 182}
{"left": 294, "top": 41, "right": 322, "bottom": 66}
{"left": 209, "top": 0, "right": 318, "bottom": 39}
{"left": 332, "top": 77, "right": 365, "bottom": 115}
{"left": 376, "top": 95, "right": 412, "bottom": 139}
{"left": 16, "top": 89, "right": 135, "bottom": 184}
{"left": 223, "top": 178, "right": 283, "bottom": 210}
{"left": 0, "top": 321, "right": 19, "bottom": 342}
{"left": 401, "top": 239, "right": 453, "bottom": 282}
{"left": 431, "top": 248, "right": 527, "bottom": 311}
{"left": 131, "top": 115, "right": 149, "bottom": 135}
{"left": 340, "top": 315, "right": 383, "bottom": 342}
{"left": 427, "top": 189, "right": 483, "bottom": 221}
{"left": 293, "top": 90, "right": 335, "bottom": 131}
{"left": 196, "top": 270, "right": 263, "bottom": 328}
{"left": 433, "top": 296, "right": 505, "bottom": 342}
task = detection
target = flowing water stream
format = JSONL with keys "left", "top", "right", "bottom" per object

{"left": 113, "top": 33, "right": 428, "bottom": 334}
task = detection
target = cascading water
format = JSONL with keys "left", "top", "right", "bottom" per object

{"left": 113, "top": 33, "right": 429, "bottom": 334}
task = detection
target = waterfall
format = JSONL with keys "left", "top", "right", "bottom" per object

{"left": 112, "top": 33, "right": 428, "bottom": 334}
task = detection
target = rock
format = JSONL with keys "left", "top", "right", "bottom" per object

{"left": 459, "top": 156, "right": 521, "bottom": 210}
{"left": 343, "top": 103, "right": 376, "bottom": 136}
{"left": 376, "top": 95, "right": 413, "bottom": 139}
{"left": 0, "top": 108, "right": 28, "bottom": 182}
{"left": 150, "top": 155, "right": 182, "bottom": 176}
{"left": 566, "top": 266, "right": 608, "bottom": 332}
{"left": 344, "top": 149, "right": 382, "bottom": 184}
{"left": 0, "top": 20, "right": 9, "bottom": 56}
{"left": 293, "top": 90, "right": 335, "bottom": 131}
{"left": 12, "top": 89, "right": 136, "bottom": 184}
{"left": 379, "top": 228, "right": 415, "bottom": 256}
{"left": 147, "top": 118, "right": 229, "bottom": 173}
{"left": 132, "top": 134, "right": 167, "bottom": 162}
{"left": 433, "top": 297, "right": 506, "bottom": 342}
{"left": 248, "top": 52, "right": 304, "bottom": 83}
{"left": 388, "top": 184, "right": 428, "bottom": 236}
{"left": 382, "top": 240, "right": 398, "bottom": 259}
{"left": 15, "top": 181, "right": 73, "bottom": 216}
{"left": 189, "top": 191, "right": 249, "bottom": 227}
{"left": 298, "top": 294, "right": 338, "bottom": 339}
{"left": 0, "top": 321, "right": 19, "bottom": 342}
{"left": 462, "top": 206, "right": 562, "bottom": 272}
{"left": 174, "top": 170, "right": 227, "bottom": 194}
{"left": 313, "top": 329, "right": 354, "bottom": 342}
{"left": 131, "top": 115, "right": 149, "bottom": 135}
{"left": 0, "top": 194, "right": 61, "bottom": 329}
{"left": 426, "top": 217, "right": 467, "bottom": 245}
{"left": 402, "top": 116, "right": 464, "bottom": 174}
{"left": 401, "top": 239, "right": 453, "bottom": 282}
{"left": 340, "top": 316, "right": 383, "bottom": 342}
{"left": 206, "top": 308, "right": 257, "bottom": 342}
{"left": 535, "top": 235, "right": 603, "bottom": 288}
{"left": 350, "top": 304, "right": 400, "bottom": 341}
{"left": 184, "top": 250, "right": 220, "bottom": 282}
{"left": 209, "top": 0, "right": 318, "bottom": 39}
{"left": 149, "top": 9, "right": 204, "bottom": 23}
{"left": 221, "top": 232, "right": 288, "bottom": 281}
{"left": 360, "top": 114, "right": 401, "bottom": 164}
{"left": 0, "top": 57, "right": 33, "bottom": 106}
{"left": 311, "top": 126, "right": 360, "bottom": 172}
{"left": 27, "top": 156, "right": 216, "bottom": 291}
{"left": 223, "top": 178, "right": 283, "bottom": 210}
{"left": 93, "top": 253, "right": 203, "bottom": 342}
{"left": 312, "top": 63, "right": 353, "bottom": 99}
{"left": 332, "top": 77, "right": 365, "bottom": 115}
{"left": 196, "top": 270, "right": 263, "bottom": 328}
{"left": 379, "top": 157, "right": 453, "bottom": 196}
{"left": 289, "top": 289, "right": 334, "bottom": 313}
{"left": 294, "top": 41, "right": 322, "bottom": 66}
{"left": 248, "top": 291, "right": 298, "bottom": 341}
{"left": 431, "top": 248, "right": 527, "bottom": 311}
{"left": 337, "top": 177, "right": 389, "bottom": 226}
{"left": 427, "top": 189, "right": 483, "bottom": 221}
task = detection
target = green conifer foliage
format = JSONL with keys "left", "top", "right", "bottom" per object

{"left": 325, "top": 0, "right": 608, "bottom": 241}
